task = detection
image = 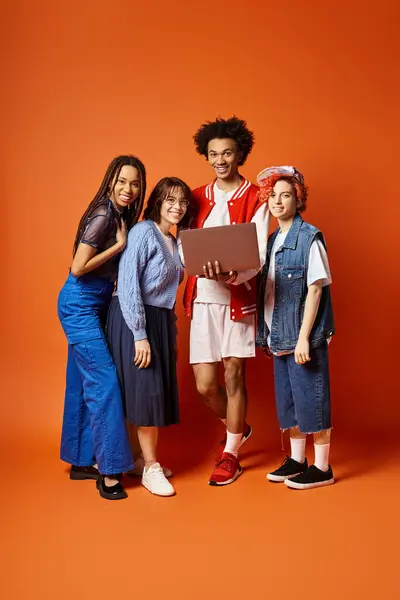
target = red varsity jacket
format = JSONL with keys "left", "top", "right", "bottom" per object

{"left": 183, "top": 177, "right": 263, "bottom": 321}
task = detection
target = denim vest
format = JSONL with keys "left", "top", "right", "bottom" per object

{"left": 256, "top": 214, "right": 335, "bottom": 353}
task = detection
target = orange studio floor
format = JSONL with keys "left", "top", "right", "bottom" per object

{"left": 3, "top": 419, "right": 400, "bottom": 600}
{"left": 2, "top": 1, "right": 400, "bottom": 599}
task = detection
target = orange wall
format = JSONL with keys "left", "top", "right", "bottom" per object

{"left": 2, "top": 0, "right": 399, "bottom": 441}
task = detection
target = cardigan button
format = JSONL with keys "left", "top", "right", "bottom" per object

{"left": 230, "top": 202, "right": 233, "bottom": 206}
{"left": 209, "top": 202, "right": 213, "bottom": 206}
{"left": 232, "top": 221, "right": 236, "bottom": 224}
{"left": 232, "top": 315, "right": 236, "bottom": 320}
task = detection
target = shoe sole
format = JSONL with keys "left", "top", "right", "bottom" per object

{"left": 208, "top": 466, "right": 243, "bottom": 486}
{"left": 70, "top": 471, "right": 99, "bottom": 481}
{"left": 98, "top": 489, "right": 128, "bottom": 500}
{"left": 284, "top": 477, "right": 335, "bottom": 490}
{"left": 141, "top": 480, "right": 176, "bottom": 497}
{"left": 267, "top": 472, "right": 303, "bottom": 483}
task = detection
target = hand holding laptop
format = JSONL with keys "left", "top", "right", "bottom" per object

{"left": 200, "top": 260, "right": 237, "bottom": 283}
{"left": 179, "top": 223, "right": 260, "bottom": 277}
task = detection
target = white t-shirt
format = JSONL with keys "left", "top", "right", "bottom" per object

{"left": 194, "top": 182, "right": 269, "bottom": 304}
{"left": 264, "top": 230, "right": 332, "bottom": 351}
{"left": 195, "top": 185, "right": 236, "bottom": 304}
{"left": 156, "top": 224, "right": 174, "bottom": 255}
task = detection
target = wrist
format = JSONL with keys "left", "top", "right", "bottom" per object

{"left": 134, "top": 328, "right": 147, "bottom": 341}
{"left": 298, "top": 332, "right": 309, "bottom": 342}
{"left": 115, "top": 240, "right": 126, "bottom": 252}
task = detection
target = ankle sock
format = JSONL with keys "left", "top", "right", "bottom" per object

{"left": 224, "top": 431, "right": 242, "bottom": 457}
{"left": 314, "top": 443, "right": 330, "bottom": 472}
{"left": 290, "top": 437, "right": 306, "bottom": 463}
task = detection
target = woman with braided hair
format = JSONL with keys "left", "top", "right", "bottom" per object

{"left": 58, "top": 155, "right": 146, "bottom": 500}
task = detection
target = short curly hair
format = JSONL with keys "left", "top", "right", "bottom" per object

{"left": 259, "top": 174, "right": 308, "bottom": 213}
{"left": 193, "top": 116, "right": 254, "bottom": 166}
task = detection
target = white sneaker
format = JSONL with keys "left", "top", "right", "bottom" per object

{"left": 142, "top": 463, "right": 176, "bottom": 497}
{"left": 126, "top": 457, "right": 173, "bottom": 478}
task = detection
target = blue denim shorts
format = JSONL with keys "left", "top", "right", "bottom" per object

{"left": 273, "top": 341, "right": 331, "bottom": 433}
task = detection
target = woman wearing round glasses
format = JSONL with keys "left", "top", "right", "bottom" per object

{"left": 107, "top": 177, "right": 193, "bottom": 496}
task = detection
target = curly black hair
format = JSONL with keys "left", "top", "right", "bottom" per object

{"left": 193, "top": 116, "right": 255, "bottom": 166}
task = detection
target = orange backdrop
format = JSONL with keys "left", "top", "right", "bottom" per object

{"left": 2, "top": 0, "right": 398, "bottom": 441}
{"left": 3, "top": 2, "right": 400, "bottom": 599}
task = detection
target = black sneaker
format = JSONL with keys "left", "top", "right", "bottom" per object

{"left": 285, "top": 464, "right": 334, "bottom": 490}
{"left": 267, "top": 456, "right": 308, "bottom": 482}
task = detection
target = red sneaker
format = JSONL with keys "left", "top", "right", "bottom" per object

{"left": 208, "top": 452, "right": 243, "bottom": 486}
{"left": 216, "top": 423, "right": 252, "bottom": 459}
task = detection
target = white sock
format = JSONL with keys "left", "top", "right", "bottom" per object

{"left": 314, "top": 443, "right": 330, "bottom": 472}
{"left": 224, "top": 431, "right": 242, "bottom": 457}
{"left": 220, "top": 418, "right": 227, "bottom": 427}
{"left": 290, "top": 437, "right": 306, "bottom": 463}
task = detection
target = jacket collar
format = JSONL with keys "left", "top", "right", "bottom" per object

{"left": 205, "top": 176, "right": 252, "bottom": 202}
{"left": 280, "top": 213, "right": 303, "bottom": 250}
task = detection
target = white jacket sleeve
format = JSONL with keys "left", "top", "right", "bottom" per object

{"left": 176, "top": 233, "right": 185, "bottom": 267}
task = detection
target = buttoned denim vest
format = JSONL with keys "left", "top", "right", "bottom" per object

{"left": 256, "top": 214, "right": 335, "bottom": 353}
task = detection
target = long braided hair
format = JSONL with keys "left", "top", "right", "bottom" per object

{"left": 72, "top": 155, "right": 147, "bottom": 256}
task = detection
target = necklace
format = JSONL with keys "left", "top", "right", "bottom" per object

{"left": 109, "top": 197, "right": 123, "bottom": 216}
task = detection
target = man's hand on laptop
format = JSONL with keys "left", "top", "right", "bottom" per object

{"left": 201, "top": 261, "right": 238, "bottom": 283}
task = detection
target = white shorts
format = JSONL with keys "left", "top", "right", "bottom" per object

{"left": 190, "top": 303, "right": 255, "bottom": 364}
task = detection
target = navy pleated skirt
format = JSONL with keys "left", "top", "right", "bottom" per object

{"left": 106, "top": 296, "right": 180, "bottom": 427}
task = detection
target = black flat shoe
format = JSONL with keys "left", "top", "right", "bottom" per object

{"left": 70, "top": 465, "right": 99, "bottom": 480}
{"left": 96, "top": 475, "right": 128, "bottom": 500}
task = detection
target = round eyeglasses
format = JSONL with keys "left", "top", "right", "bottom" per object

{"left": 165, "top": 197, "right": 189, "bottom": 208}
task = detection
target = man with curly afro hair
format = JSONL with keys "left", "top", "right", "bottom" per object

{"left": 181, "top": 116, "right": 270, "bottom": 486}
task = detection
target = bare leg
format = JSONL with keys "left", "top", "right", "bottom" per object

{"left": 137, "top": 426, "right": 159, "bottom": 468}
{"left": 223, "top": 357, "right": 247, "bottom": 434}
{"left": 127, "top": 421, "right": 142, "bottom": 458}
{"left": 290, "top": 426, "right": 307, "bottom": 440}
{"left": 193, "top": 362, "right": 227, "bottom": 419}
{"left": 313, "top": 428, "right": 331, "bottom": 445}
